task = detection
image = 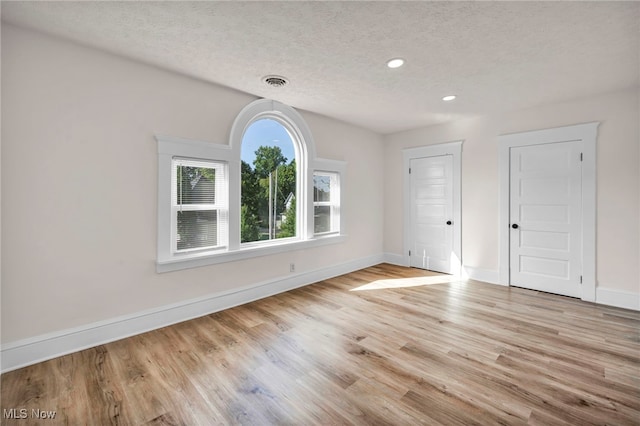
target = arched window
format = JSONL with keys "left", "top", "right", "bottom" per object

{"left": 240, "top": 118, "right": 298, "bottom": 243}
{"left": 228, "top": 99, "right": 313, "bottom": 247}
{"left": 155, "top": 99, "right": 345, "bottom": 272}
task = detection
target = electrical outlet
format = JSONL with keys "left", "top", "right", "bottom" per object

{"left": 289, "top": 263, "right": 295, "bottom": 273}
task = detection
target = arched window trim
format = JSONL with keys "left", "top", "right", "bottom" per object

{"left": 230, "top": 99, "right": 316, "bottom": 157}
{"left": 230, "top": 99, "right": 316, "bottom": 247}
{"left": 155, "top": 99, "right": 345, "bottom": 273}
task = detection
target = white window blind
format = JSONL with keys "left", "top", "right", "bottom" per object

{"left": 171, "top": 158, "right": 228, "bottom": 253}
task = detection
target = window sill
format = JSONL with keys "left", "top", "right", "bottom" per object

{"left": 156, "top": 234, "right": 347, "bottom": 273}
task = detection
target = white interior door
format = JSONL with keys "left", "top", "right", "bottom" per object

{"left": 509, "top": 141, "right": 582, "bottom": 297}
{"left": 410, "top": 155, "right": 454, "bottom": 273}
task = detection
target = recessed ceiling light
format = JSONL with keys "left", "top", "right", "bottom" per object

{"left": 442, "top": 95, "right": 457, "bottom": 101}
{"left": 263, "top": 75, "right": 289, "bottom": 87}
{"left": 386, "top": 58, "right": 405, "bottom": 69}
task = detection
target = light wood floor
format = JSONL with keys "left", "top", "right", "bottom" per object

{"left": 2, "top": 264, "right": 639, "bottom": 425}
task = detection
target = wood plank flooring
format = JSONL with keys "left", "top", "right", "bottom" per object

{"left": 2, "top": 264, "right": 639, "bottom": 425}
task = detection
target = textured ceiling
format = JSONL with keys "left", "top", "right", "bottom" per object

{"left": 2, "top": 1, "right": 639, "bottom": 134}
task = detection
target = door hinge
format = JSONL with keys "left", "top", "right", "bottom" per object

{"left": 580, "top": 153, "right": 583, "bottom": 162}
{"left": 409, "top": 250, "right": 412, "bottom": 256}
{"left": 409, "top": 167, "right": 412, "bottom": 174}
{"left": 580, "top": 275, "right": 583, "bottom": 284}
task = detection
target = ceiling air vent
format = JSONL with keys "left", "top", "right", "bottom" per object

{"left": 263, "top": 75, "right": 289, "bottom": 88}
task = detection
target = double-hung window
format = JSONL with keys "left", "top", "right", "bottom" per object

{"left": 313, "top": 171, "right": 340, "bottom": 235}
{"left": 171, "top": 158, "right": 228, "bottom": 253}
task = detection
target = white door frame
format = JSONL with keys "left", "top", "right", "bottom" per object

{"left": 403, "top": 141, "right": 463, "bottom": 273}
{"left": 498, "top": 122, "right": 598, "bottom": 302}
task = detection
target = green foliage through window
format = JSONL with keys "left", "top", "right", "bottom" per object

{"left": 241, "top": 120, "right": 297, "bottom": 242}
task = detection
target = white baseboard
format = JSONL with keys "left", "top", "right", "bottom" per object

{"left": 383, "top": 252, "right": 406, "bottom": 266}
{"left": 1, "top": 254, "right": 384, "bottom": 373}
{"left": 596, "top": 287, "right": 640, "bottom": 311}
{"left": 462, "top": 265, "right": 502, "bottom": 285}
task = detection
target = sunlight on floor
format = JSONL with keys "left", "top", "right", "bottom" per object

{"left": 350, "top": 275, "right": 464, "bottom": 291}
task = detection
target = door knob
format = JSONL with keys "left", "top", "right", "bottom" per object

{"left": 446, "top": 221, "right": 452, "bottom": 225}
{"left": 512, "top": 224, "right": 519, "bottom": 229}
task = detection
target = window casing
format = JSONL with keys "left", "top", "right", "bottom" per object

{"left": 156, "top": 99, "right": 346, "bottom": 272}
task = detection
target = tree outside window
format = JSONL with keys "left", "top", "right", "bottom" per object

{"left": 241, "top": 119, "right": 297, "bottom": 242}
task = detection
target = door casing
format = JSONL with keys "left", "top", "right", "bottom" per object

{"left": 499, "top": 122, "right": 598, "bottom": 302}
{"left": 403, "top": 141, "right": 463, "bottom": 274}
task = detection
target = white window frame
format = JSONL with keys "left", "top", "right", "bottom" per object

{"left": 313, "top": 171, "right": 341, "bottom": 236}
{"left": 157, "top": 136, "right": 234, "bottom": 268}
{"left": 171, "top": 158, "right": 228, "bottom": 253}
{"left": 238, "top": 116, "right": 304, "bottom": 247}
{"left": 155, "top": 99, "right": 346, "bottom": 273}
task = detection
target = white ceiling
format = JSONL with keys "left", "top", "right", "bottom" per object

{"left": 2, "top": 1, "right": 639, "bottom": 134}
